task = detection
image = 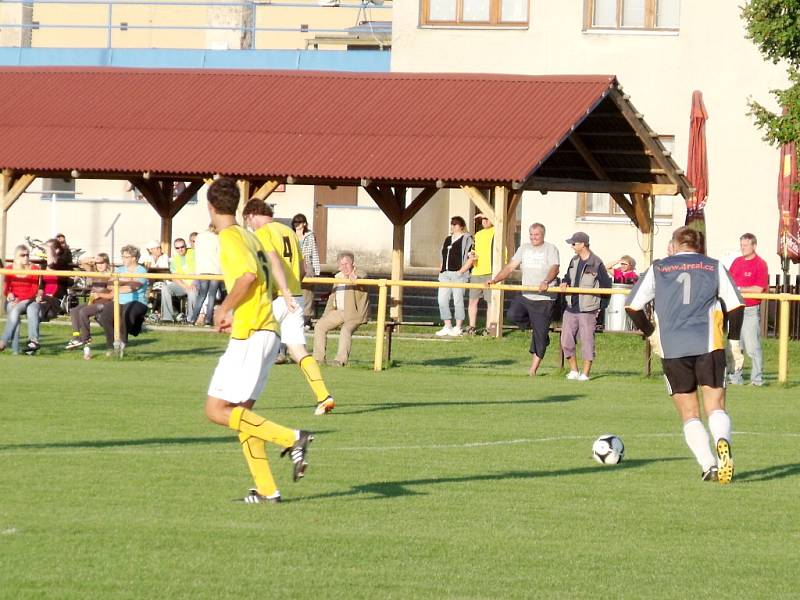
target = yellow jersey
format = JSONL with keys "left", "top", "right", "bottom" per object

{"left": 254, "top": 221, "right": 303, "bottom": 297}
{"left": 218, "top": 224, "right": 278, "bottom": 339}
{"left": 472, "top": 226, "right": 495, "bottom": 276}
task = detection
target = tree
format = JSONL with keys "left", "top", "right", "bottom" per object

{"left": 742, "top": 0, "right": 800, "bottom": 145}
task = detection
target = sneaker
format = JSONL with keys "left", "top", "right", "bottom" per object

{"left": 566, "top": 370, "right": 580, "bottom": 380}
{"left": 577, "top": 373, "right": 590, "bottom": 381}
{"left": 24, "top": 340, "right": 40, "bottom": 355}
{"left": 464, "top": 326, "right": 477, "bottom": 336}
{"left": 701, "top": 467, "right": 719, "bottom": 482}
{"left": 65, "top": 338, "right": 86, "bottom": 350}
{"left": 448, "top": 327, "right": 463, "bottom": 337}
{"left": 750, "top": 381, "right": 764, "bottom": 387}
{"left": 281, "top": 430, "right": 313, "bottom": 482}
{"left": 243, "top": 489, "right": 282, "bottom": 504}
{"left": 0, "top": 340, "right": 6, "bottom": 352}
{"left": 435, "top": 326, "right": 452, "bottom": 337}
{"left": 314, "top": 396, "right": 335, "bottom": 416}
{"left": 274, "top": 353, "right": 288, "bottom": 365}
{"left": 716, "top": 438, "right": 734, "bottom": 485}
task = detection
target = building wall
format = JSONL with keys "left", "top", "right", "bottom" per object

{"left": 391, "top": 0, "right": 791, "bottom": 274}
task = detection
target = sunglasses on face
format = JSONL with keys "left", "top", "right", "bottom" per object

{"left": 19, "top": 253, "right": 29, "bottom": 257}
{"left": 175, "top": 245, "right": 186, "bottom": 250}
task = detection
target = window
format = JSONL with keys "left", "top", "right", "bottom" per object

{"left": 577, "top": 136, "right": 675, "bottom": 220}
{"left": 422, "top": 0, "right": 528, "bottom": 26}
{"left": 42, "top": 178, "right": 76, "bottom": 201}
{"left": 585, "top": 0, "right": 679, "bottom": 31}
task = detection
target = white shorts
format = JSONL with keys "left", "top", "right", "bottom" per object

{"left": 272, "top": 295, "right": 306, "bottom": 346}
{"left": 207, "top": 330, "right": 280, "bottom": 404}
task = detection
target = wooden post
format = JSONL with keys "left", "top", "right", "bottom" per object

{"left": 112, "top": 277, "right": 122, "bottom": 357}
{"left": 373, "top": 280, "right": 388, "bottom": 371}
{"left": 390, "top": 222, "right": 404, "bottom": 322}
{"left": 1, "top": 170, "right": 36, "bottom": 316}
{"left": 160, "top": 217, "right": 172, "bottom": 254}
{"left": 489, "top": 186, "right": 508, "bottom": 337}
{"left": 778, "top": 295, "right": 790, "bottom": 384}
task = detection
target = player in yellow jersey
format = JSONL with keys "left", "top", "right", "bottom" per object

{"left": 243, "top": 198, "right": 336, "bottom": 416}
{"left": 203, "top": 178, "right": 312, "bottom": 504}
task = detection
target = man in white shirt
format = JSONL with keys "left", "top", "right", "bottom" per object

{"left": 489, "top": 223, "right": 559, "bottom": 376}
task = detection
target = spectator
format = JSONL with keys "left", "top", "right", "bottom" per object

{"left": 727, "top": 233, "right": 769, "bottom": 386}
{"left": 55, "top": 233, "right": 73, "bottom": 265}
{"left": 0, "top": 245, "right": 42, "bottom": 354}
{"left": 293, "top": 213, "right": 320, "bottom": 330}
{"left": 143, "top": 240, "right": 169, "bottom": 270}
{"left": 38, "top": 237, "right": 71, "bottom": 323}
{"left": 187, "top": 231, "right": 198, "bottom": 267}
{"left": 435, "top": 216, "right": 474, "bottom": 337}
{"left": 64, "top": 253, "right": 112, "bottom": 350}
{"left": 489, "top": 223, "right": 560, "bottom": 376}
{"left": 605, "top": 255, "right": 639, "bottom": 284}
{"left": 188, "top": 224, "right": 222, "bottom": 327}
{"left": 96, "top": 245, "right": 149, "bottom": 356}
{"left": 625, "top": 226, "right": 744, "bottom": 484}
{"left": 467, "top": 213, "right": 496, "bottom": 335}
{"left": 243, "top": 199, "right": 335, "bottom": 415}
{"left": 312, "top": 251, "right": 369, "bottom": 367}
{"left": 559, "top": 232, "right": 612, "bottom": 381}
{"left": 160, "top": 237, "right": 197, "bottom": 324}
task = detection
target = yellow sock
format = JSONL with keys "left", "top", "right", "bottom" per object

{"left": 229, "top": 406, "right": 296, "bottom": 448}
{"left": 239, "top": 433, "right": 278, "bottom": 497}
{"left": 299, "top": 355, "right": 331, "bottom": 403}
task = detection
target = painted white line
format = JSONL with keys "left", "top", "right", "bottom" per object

{"left": 1, "top": 430, "right": 796, "bottom": 458}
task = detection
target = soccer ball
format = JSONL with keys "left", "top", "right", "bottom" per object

{"left": 592, "top": 434, "right": 625, "bottom": 465}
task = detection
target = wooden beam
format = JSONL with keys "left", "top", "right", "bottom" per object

{"left": 525, "top": 177, "right": 677, "bottom": 195}
{"left": 2, "top": 172, "right": 36, "bottom": 212}
{"left": 250, "top": 179, "right": 282, "bottom": 201}
{"left": 364, "top": 183, "right": 402, "bottom": 225}
{"left": 632, "top": 193, "right": 653, "bottom": 235}
{"left": 606, "top": 87, "right": 692, "bottom": 199}
{"left": 488, "top": 186, "right": 508, "bottom": 337}
{"left": 461, "top": 186, "right": 496, "bottom": 222}
{"left": 390, "top": 186, "right": 406, "bottom": 322}
{"left": 401, "top": 187, "right": 436, "bottom": 225}
{"left": 568, "top": 135, "right": 639, "bottom": 227}
{"left": 168, "top": 180, "right": 205, "bottom": 218}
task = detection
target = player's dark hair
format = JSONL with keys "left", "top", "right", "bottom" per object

{"left": 207, "top": 177, "right": 240, "bottom": 216}
{"left": 672, "top": 226, "right": 705, "bottom": 253}
{"left": 740, "top": 232, "right": 757, "bottom": 244}
{"left": 242, "top": 198, "right": 274, "bottom": 217}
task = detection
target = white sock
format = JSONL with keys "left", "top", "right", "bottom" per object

{"left": 683, "top": 418, "right": 716, "bottom": 471}
{"left": 707, "top": 410, "right": 732, "bottom": 445}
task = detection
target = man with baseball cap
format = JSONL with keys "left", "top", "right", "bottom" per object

{"left": 559, "top": 231, "right": 611, "bottom": 381}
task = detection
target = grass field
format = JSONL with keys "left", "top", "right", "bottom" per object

{"left": 2, "top": 323, "right": 799, "bottom": 599}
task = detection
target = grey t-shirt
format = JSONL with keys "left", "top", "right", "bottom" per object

{"left": 512, "top": 242, "right": 560, "bottom": 301}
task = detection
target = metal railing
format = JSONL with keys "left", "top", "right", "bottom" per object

{"left": 2, "top": 267, "right": 798, "bottom": 382}
{"left": 0, "top": 0, "right": 391, "bottom": 50}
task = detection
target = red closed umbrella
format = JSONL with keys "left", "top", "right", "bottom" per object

{"left": 777, "top": 117, "right": 800, "bottom": 290}
{"left": 685, "top": 90, "right": 709, "bottom": 250}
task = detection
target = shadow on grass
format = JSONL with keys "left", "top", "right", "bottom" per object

{"left": 0, "top": 435, "right": 233, "bottom": 452}
{"left": 276, "top": 394, "right": 584, "bottom": 415}
{"left": 289, "top": 457, "right": 685, "bottom": 502}
{"left": 735, "top": 462, "right": 800, "bottom": 483}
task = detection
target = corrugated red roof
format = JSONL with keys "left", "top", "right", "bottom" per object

{"left": 0, "top": 67, "right": 618, "bottom": 185}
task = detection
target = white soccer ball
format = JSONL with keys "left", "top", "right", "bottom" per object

{"left": 592, "top": 434, "right": 625, "bottom": 465}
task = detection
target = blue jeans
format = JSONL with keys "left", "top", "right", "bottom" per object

{"left": 2, "top": 299, "right": 41, "bottom": 351}
{"left": 189, "top": 278, "right": 221, "bottom": 325}
{"left": 729, "top": 305, "right": 763, "bottom": 385}
{"left": 437, "top": 270, "right": 469, "bottom": 322}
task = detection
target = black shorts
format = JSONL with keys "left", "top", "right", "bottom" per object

{"left": 662, "top": 349, "right": 726, "bottom": 394}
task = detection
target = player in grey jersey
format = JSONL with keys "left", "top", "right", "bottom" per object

{"left": 625, "top": 226, "right": 745, "bottom": 484}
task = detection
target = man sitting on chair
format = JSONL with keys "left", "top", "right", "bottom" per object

{"left": 312, "top": 251, "right": 369, "bottom": 367}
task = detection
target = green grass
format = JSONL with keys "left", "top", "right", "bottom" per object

{"left": 2, "top": 323, "right": 799, "bottom": 599}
